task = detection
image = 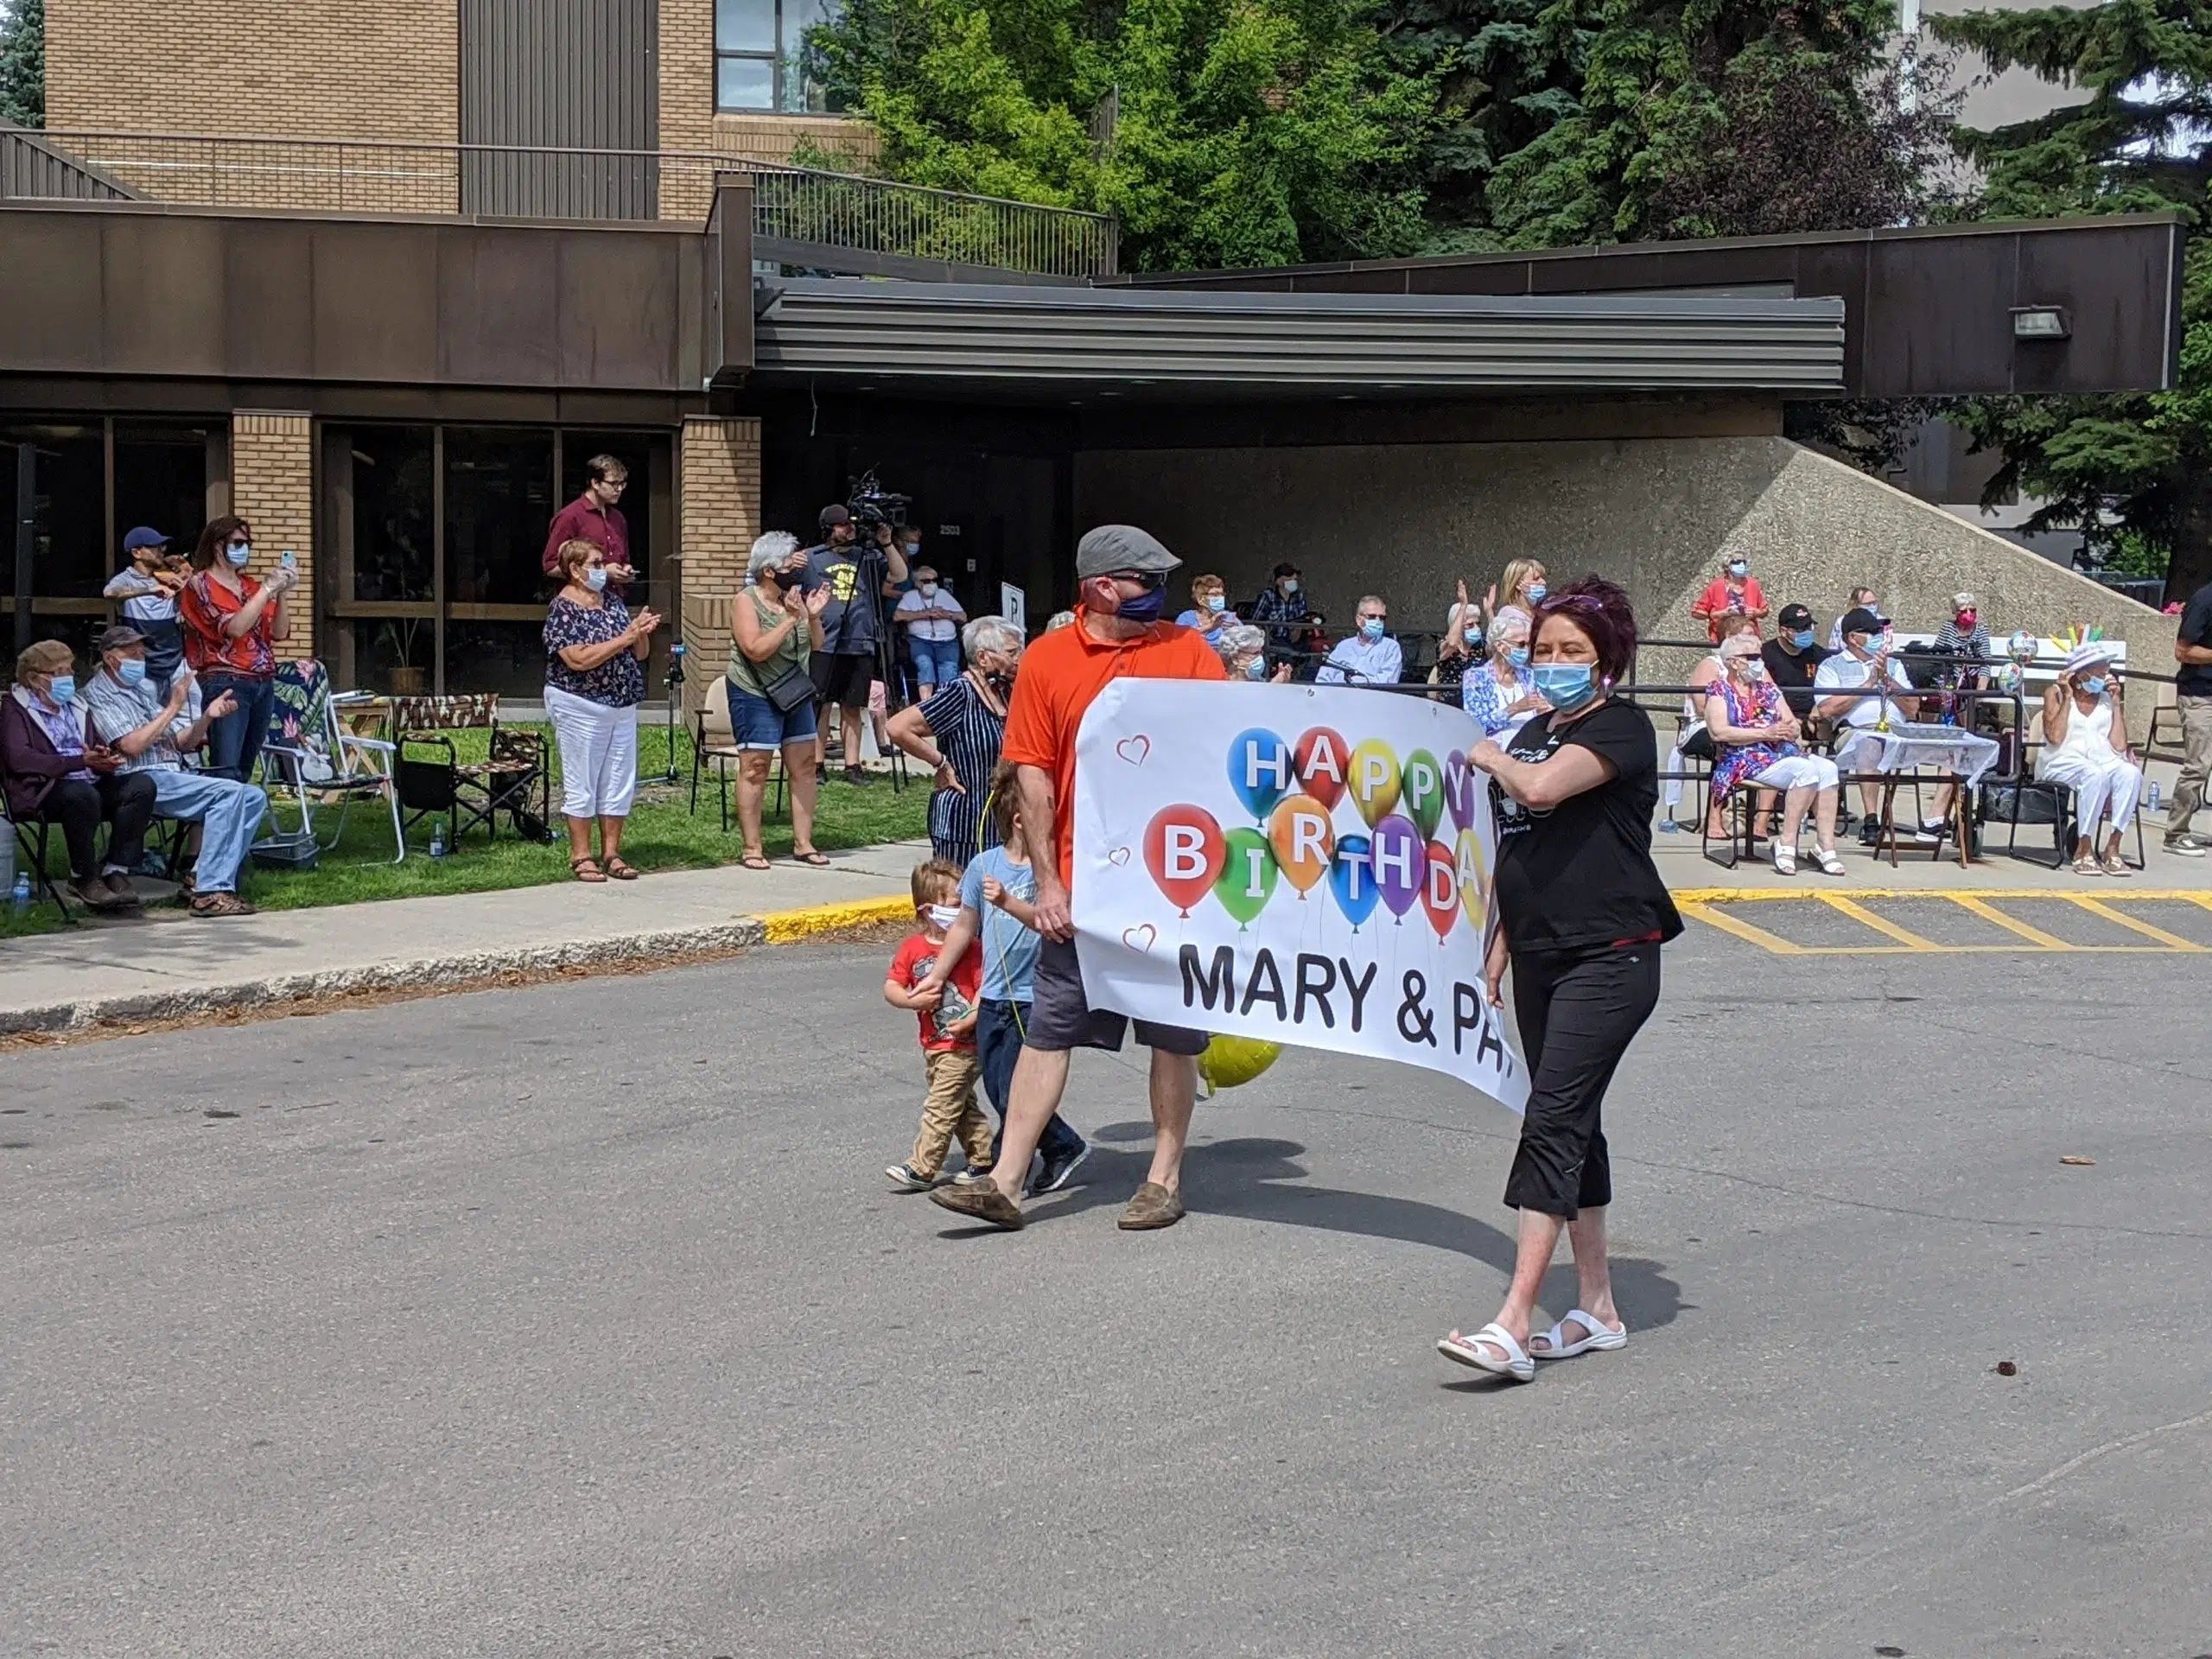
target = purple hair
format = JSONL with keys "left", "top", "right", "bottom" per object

{"left": 1532, "top": 576, "right": 1638, "bottom": 684}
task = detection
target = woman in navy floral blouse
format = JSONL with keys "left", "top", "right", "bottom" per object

{"left": 543, "top": 537, "right": 661, "bottom": 881}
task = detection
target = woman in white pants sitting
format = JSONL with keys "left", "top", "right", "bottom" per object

{"left": 1706, "top": 632, "right": 1846, "bottom": 874}
{"left": 543, "top": 537, "right": 662, "bottom": 882}
{"left": 2037, "top": 641, "right": 2142, "bottom": 877}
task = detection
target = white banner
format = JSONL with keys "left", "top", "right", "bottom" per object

{"left": 1071, "top": 680, "right": 1528, "bottom": 1114}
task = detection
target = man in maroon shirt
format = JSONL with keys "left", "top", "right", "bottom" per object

{"left": 541, "top": 454, "right": 634, "bottom": 585}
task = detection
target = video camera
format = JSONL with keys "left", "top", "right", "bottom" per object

{"left": 846, "top": 469, "right": 912, "bottom": 534}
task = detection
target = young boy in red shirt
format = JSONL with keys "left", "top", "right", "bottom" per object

{"left": 882, "top": 858, "right": 994, "bottom": 1191}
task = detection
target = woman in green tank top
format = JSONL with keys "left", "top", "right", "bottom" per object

{"left": 728, "top": 532, "right": 829, "bottom": 868}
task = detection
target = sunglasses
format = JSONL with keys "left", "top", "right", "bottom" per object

{"left": 1105, "top": 569, "right": 1167, "bottom": 592}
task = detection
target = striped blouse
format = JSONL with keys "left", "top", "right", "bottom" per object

{"left": 920, "top": 674, "right": 1007, "bottom": 868}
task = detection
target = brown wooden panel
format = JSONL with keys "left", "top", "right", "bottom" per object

{"left": 557, "top": 228, "right": 681, "bottom": 388}
{"left": 223, "top": 219, "right": 316, "bottom": 381}
{"left": 437, "top": 225, "right": 563, "bottom": 385}
{"left": 1283, "top": 267, "right": 1408, "bottom": 295}
{"left": 1407, "top": 262, "right": 1532, "bottom": 296}
{"left": 1863, "top": 233, "right": 2015, "bottom": 397}
{"left": 309, "top": 221, "right": 441, "bottom": 384}
{"left": 2014, "top": 223, "right": 2180, "bottom": 395}
{"left": 0, "top": 213, "right": 105, "bottom": 372}
{"left": 100, "top": 214, "right": 226, "bottom": 375}
{"left": 1791, "top": 244, "right": 1870, "bottom": 392}
{"left": 1522, "top": 246, "right": 1796, "bottom": 295}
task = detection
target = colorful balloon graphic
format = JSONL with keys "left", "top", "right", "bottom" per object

{"left": 1198, "top": 1033, "right": 1281, "bottom": 1096}
{"left": 1402, "top": 748, "right": 1444, "bottom": 841}
{"left": 1294, "top": 726, "right": 1350, "bottom": 811}
{"left": 1370, "top": 813, "right": 1424, "bottom": 923}
{"left": 1453, "top": 825, "right": 1490, "bottom": 931}
{"left": 1214, "top": 827, "right": 1280, "bottom": 928}
{"left": 1348, "top": 739, "right": 1402, "bottom": 829}
{"left": 1226, "top": 728, "right": 1294, "bottom": 822}
{"left": 1421, "top": 840, "right": 1459, "bottom": 939}
{"left": 1268, "top": 793, "right": 1335, "bottom": 895}
{"left": 1442, "top": 748, "right": 1479, "bottom": 833}
{"left": 1330, "top": 834, "right": 1378, "bottom": 931}
{"left": 1143, "top": 804, "right": 1224, "bottom": 917}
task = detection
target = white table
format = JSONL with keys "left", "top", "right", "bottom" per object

{"left": 1834, "top": 721, "right": 2003, "bottom": 868}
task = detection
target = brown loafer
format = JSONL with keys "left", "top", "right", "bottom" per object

{"left": 1118, "top": 1181, "right": 1185, "bottom": 1230}
{"left": 103, "top": 872, "right": 143, "bottom": 907}
{"left": 928, "top": 1180, "right": 1024, "bottom": 1230}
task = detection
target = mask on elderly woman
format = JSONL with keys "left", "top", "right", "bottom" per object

{"left": 1243, "top": 657, "right": 1268, "bottom": 681}
{"left": 2082, "top": 675, "right": 2109, "bottom": 696}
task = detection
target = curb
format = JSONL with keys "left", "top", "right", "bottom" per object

{"left": 1675, "top": 887, "right": 2212, "bottom": 903}
{"left": 1, "top": 897, "right": 914, "bottom": 1037}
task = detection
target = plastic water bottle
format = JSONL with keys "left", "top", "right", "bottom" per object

{"left": 2148, "top": 781, "right": 2162, "bottom": 813}
{"left": 429, "top": 821, "right": 447, "bottom": 860}
{"left": 10, "top": 873, "right": 29, "bottom": 912}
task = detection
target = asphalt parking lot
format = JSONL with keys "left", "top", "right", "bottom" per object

{"left": 4, "top": 925, "right": 2209, "bottom": 1658}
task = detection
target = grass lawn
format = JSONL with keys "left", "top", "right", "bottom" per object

{"left": 2, "top": 723, "right": 926, "bottom": 939}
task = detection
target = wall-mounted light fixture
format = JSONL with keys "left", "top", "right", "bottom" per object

{"left": 2011, "top": 306, "right": 2072, "bottom": 341}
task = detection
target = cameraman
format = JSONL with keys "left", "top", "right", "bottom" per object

{"left": 802, "top": 504, "right": 908, "bottom": 785}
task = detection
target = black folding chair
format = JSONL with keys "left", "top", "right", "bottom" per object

{"left": 8, "top": 808, "right": 79, "bottom": 923}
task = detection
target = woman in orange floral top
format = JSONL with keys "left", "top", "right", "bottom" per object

{"left": 179, "top": 515, "right": 296, "bottom": 783}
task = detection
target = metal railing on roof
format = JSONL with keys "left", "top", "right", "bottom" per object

{"left": 6, "top": 129, "right": 1119, "bottom": 279}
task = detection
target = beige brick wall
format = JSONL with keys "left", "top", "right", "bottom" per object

{"left": 677, "top": 416, "right": 761, "bottom": 709}
{"left": 230, "top": 412, "right": 316, "bottom": 663}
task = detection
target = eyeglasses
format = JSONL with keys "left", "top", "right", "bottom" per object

{"left": 1108, "top": 569, "right": 1167, "bottom": 591}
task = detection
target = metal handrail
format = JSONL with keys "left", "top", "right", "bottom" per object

{"left": 14, "top": 128, "right": 1120, "bottom": 277}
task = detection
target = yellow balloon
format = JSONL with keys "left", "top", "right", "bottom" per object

{"left": 1454, "top": 825, "right": 1490, "bottom": 931}
{"left": 1347, "top": 739, "right": 1402, "bottom": 829}
{"left": 1268, "top": 794, "right": 1335, "bottom": 893}
{"left": 1198, "top": 1034, "right": 1282, "bottom": 1097}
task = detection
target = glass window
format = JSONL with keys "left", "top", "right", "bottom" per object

{"left": 348, "top": 426, "right": 435, "bottom": 604}
{"left": 715, "top": 0, "right": 846, "bottom": 112}
{"left": 444, "top": 429, "right": 553, "bottom": 608}
{"left": 114, "top": 422, "right": 215, "bottom": 563}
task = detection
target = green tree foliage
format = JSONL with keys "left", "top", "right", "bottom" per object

{"left": 811, "top": 0, "right": 1439, "bottom": 270}
{"left": 1929, "top": 0, "right": 2212, "bottom": 594}
{"left": 0, "top": 0, "right": 43, "bottom": 129}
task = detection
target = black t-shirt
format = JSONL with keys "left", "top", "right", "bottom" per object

{"left": 1761, "top": 638, "right": 1834, "bottom": 716}
{"left": 1491, "top": 698, "right": 1683, "bottom": 954}
{"left": 2178, "top": 583, "right": 2212, "bottom": 697}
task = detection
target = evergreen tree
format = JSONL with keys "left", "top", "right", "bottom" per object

{"left": 1929, "top": 0, "right": 2212, "bottom": 594}
{"left": 0, "top": 0, "right": 43, "bottom": 130}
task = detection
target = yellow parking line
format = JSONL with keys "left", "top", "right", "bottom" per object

{"left": 1818, "top": 895, "right": 1940, "bottom": 950}
{"left": 1678, "top": 900, "right": 1806, "bottom": 954}
{"left": 2069, "top": 896, "right": 2208, "bottom": 950}
{"left": 1941, "top": 894, "right": 2076, "bottom": 950}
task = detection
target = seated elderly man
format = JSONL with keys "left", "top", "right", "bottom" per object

{"left": 80, "top": 622, "right": 267, "bottom": 918}
{"left": 1, "top": 638, "right": 156, "bottom": 912}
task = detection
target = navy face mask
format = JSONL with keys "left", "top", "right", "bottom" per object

{"left": 1113, "top": 583, "right": 1166, "bottom": 624}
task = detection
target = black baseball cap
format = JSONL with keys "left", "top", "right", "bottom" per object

{"left": 1273, "top": 561, "right": 1300, "bottom": 579}
{"left": 818, "top": 504, "right": 851, "bottom": 531}
{"left": 1840, "top": 605, "right": 1888, "bottom": 636}
{"left": 1778, "top": 603, "right": 1815, "bottom": 630}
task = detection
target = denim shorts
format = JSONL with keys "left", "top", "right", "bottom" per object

{"left": 910, "top": 636, "right": 961, "bottom": 685}
{"left": 728, "top": 679, "right": 820, "bottom": 752}
{"left": 1026, "top": 937, "right": 1208, "bottom": 1056}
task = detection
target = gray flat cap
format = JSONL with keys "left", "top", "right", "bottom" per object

{"left": 1075, "top": 524, "right": 1181, "bottom": 580}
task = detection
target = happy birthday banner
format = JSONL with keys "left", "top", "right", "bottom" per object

{"left": 1071, "top": 681, "right": 1529, "bottom": 1115}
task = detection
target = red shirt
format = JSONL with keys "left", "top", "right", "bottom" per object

{"left": 1000, "top": 609, "right": 1228, "bottom": 889}
{"left": 179, "top": 569, "right": 279, "bottom": 677}
{"left": 889, "top": 931, "right": 982, "bottom": 1052}
{"left": 541, "top": 495, "right": 631, "bottom": 576}
{"left": 1692, "top": 575, "right": 1766, "bottom": 641}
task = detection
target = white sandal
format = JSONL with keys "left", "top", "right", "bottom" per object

{"left": 1437, "top": 1321, "right": 1535, "bottom": 1382}
{"left": 1530, "top": 1309, "right": 1629, "bottom": 1361}
{"left": 1813, "top": 846, "right": 1847, "bottom": 876}
{"left": 1772, "top": 843, "right": 1797, "bottom": 875}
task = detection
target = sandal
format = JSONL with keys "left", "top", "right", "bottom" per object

{"left": 792, "top": 849, "right": 831, "bottom": 867}
{"left": 571, "top": 857, "right": 607, "bottom": 883}
{"left": 1529, "top": 1309, "right": 1628, "bottom": 1361}
{"left": 1436, "top": 1321, "right": 1535, "bottom": 1383}
{"left": 188, "top": 891, "right": 257, "bottom": 918}
{"left": 741, "top": 853, "right": 773, "bottom": 871}
{"left": 2072, "top": 854, "right": 2102, "bottom": 876}
{"left": 1771, "top": 843, "right": 1797, "bottom": 875}
{"left": 603, "top": 857, "right": 639, "bottom": 880}
{"left": 1813, "top": 846, "right": 1847, "bottom": 876}
{"left": 2101, "top": 853, "right": 2133, "bottom": 877}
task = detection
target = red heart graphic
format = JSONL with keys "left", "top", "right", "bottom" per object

{"left": 1107, "top": 845, "right": 1132, "bottom": 866}
{"left": 1122, "top": 923, "right": 1159, "bottom": 953}
{"left": 1115, "top": 734, "right": 1152, "bottom": 766}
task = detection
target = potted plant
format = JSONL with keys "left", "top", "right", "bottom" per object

{"left": 377, "top": 617, "right": 428, "bottom": 695}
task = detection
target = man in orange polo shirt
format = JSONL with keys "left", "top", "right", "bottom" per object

{"left": 931, "top": 524, "right": 1225, "bottom": 1234}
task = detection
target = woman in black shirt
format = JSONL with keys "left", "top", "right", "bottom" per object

{"left": 1440, "top": 576, "right": 1681, "bottom": 1384}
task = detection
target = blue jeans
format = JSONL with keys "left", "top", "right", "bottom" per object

{"left": 909, "top": 636, "right": 961, "bottom": 690}
{"left": 145, "top": 767, "right": 268, "bottom": 893}
{"left": 976, "top": 999, "right": 1084, "bottom": 1163}
{"left": 200, "top": 671, "right": 275, "bottom": 784}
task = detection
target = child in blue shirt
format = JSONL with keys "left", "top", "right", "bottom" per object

{"left": 919, "top": 760, "right": 1091, "bottom": 1195}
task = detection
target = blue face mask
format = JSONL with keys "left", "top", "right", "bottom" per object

{"left": 2082, "top": 675, "right": 2108, "bottom": 696}
{"left": 1243, "top": 656, "right": 1268, "bottom": 681}
{"left": 1205, "top": 594, "right": 1225, "bottom": 613}
{"left": 1463, "top": 626, "right": 1481, "bottom": 645}
{"left": 582, "top": 567, "right": 609, "bottom": 593}
{"left": 1111, "top": 582, "right": 1166, "bottom": 624}
{"left": 1531, "top": 661, "right": 1598, "bottom": 711}
{"left": 226, "top": 542, "right": 251, "bottom": 568}
{"left": 1360, "top": 618, "right": 1386, "bottom": 641}
{"left": 1727, "top": 562, "right": 1750, "bottom": 579}
{"left": 47, "top": 675, "right": 76, "bottom": 705}
{"left": 118, "top": 658, "right": 148, "bottom": 688}
{"left": 1789, "top": 628, "right": 1815, "bottom": 650}
{"left": 1507, "top": 646, "right": 1530, "bottom": 669}
{"left": 1524, "top": 583, "right": 1547, "bottom": 604}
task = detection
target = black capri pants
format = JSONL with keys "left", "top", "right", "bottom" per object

{"left": 1504, "top": 941, "right": 1662, "bottom": 1219}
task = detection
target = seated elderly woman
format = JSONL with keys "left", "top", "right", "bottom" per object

{"left": 1460, "top": 611, "right": 1547, "bottom": 736}
{"left": 2037, "top": 639, "right": 2143, "bottom": 876}
{"left": 1705, "top": 632, "right": 1847, "bottom": 875}
{"left": 1215, "top": 622, "right": 1292, "bottom": 683}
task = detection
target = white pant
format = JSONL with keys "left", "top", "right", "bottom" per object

{"left": 1751, "top": 754, "right": 1840, "bottom": 792}
{"left": 545, "top": 684, "right": 639, "bottom": 818}
{"left": 2040, "top": 753, "right": 2144, "bottom": 842}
